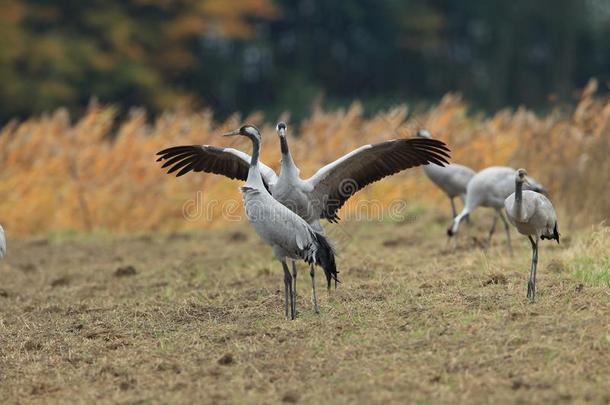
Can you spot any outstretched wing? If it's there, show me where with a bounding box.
[306,138,450,221]
[156,145,278,188]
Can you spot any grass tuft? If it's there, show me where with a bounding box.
[562,225,610,286]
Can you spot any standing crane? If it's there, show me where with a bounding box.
[505,168,559,302]
[157,123,450,308]
[0,225,5,260]
[416,129,475,219]
[447,166,546,253]
[222,125,339,319]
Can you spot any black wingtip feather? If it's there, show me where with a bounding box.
[313,232,339,290]
[166,155,198,175]
[412,143,452,158]
[410,137,451,151]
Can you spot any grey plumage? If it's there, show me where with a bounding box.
[447,166,546,253]
[0,225,5,260]
[272,122,451,230]
[157,123,451,233]
[505,168,559,302]
[416,130,475,218]
[224,125,338,320]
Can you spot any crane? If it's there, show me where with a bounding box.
[447,166,546,253]
[269,122,450,228]
[157,123,450,311]
[505,168,559,302]
[222,125,339,319]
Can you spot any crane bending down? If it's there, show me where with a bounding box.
[223,125,338,319]
[0,225,5,260]
[416,129,475,219]
[447,166,546,253]
[505,168,559,302]
[157,123,450,311]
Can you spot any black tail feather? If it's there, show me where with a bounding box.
[541,222,560,244]
[313,232,339,289]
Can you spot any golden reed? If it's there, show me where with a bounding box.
[1,80,608,236]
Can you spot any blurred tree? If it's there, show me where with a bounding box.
[0,0,276,121]
[195,0,445,120]
[194,0,609,120]
[0,0,609,122]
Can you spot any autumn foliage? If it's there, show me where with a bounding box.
[0,0,277,120]
[1,80,609,237]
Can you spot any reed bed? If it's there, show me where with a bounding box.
[1,80,608,236]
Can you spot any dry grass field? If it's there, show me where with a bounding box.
[1,211,609,403]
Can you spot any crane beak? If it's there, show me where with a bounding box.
[222,129,240,137]
[278,128,286,138]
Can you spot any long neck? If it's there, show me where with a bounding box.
[279,136,299,178]
[246,135,265,188]
[249,135,260,167]
[514,179,524,220]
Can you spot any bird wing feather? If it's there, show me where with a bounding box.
[156,145,278,188]
[305,138,451,221]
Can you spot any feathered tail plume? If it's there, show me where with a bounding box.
[313,232,339,290]
[541,222,560,244]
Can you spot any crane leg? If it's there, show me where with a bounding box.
[459,194,470,224]
[310,265,320,314]
[450,198,457,219]
[486,214,498,248]
[291,261,298,317]
[497,210,513,255]
[527,236,539,303]
[446,198,458,249]
[282,261,295,320]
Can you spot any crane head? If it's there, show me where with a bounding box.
[516,168,531,186]
[223,125,261,141]
[416,129,432,139]
[276,122,287,138]
[516,168,548,194]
